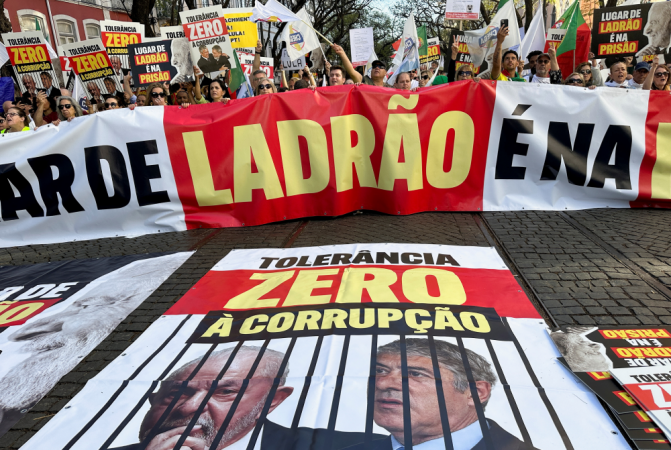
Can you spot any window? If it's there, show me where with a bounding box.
[57,20,77,44]
[86,23,100,39]
[18,11,51,42]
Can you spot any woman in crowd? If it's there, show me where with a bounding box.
[455,65,476,81]
[254,77,277,96]
[575,61,603,87]
[0,114,6,131]
[644,56,671,91]
[104,96,121,111]
[34,92,58,127]
[56,96,85,122]
[563,73,586,87]
[2,107,31,133]
[145,83,169,106]
[193,67,229,104]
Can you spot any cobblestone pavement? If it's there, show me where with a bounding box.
[2,209,671,448]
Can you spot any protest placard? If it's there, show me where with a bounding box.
[1,31,61,97]
[100,20,144,80]
[129,39,193,86]
[61,39,123,102]
[180,5,237,79]
[281,47,305,69]
[349,27,374,67]
[240,53,274,79]
[421,37,440,65]
[222,7,259,48]
[445,0,480,20]
[20,244,628,450]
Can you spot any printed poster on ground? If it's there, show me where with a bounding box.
[22,244,628,450]
[0,252,192,439]
[2,31,61,97]
[61,39,124,101]
[100,20,144,79]
[180,5,237,79]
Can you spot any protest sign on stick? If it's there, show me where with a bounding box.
[100,20,144,80]
[349,27,374,67]
[61,39,123,102]
[445,0,480,20]
[2,31,61,96]
[222,8,259,48]
[180,6,237,79]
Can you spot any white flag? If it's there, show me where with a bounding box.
[364,49,379,77]
[282,8,321,62]
[250,0,301,23]
[73,76,88,111]
[518,8,545,64]
[388,13,420,85]
[464,0,521,68]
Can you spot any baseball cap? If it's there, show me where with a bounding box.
[371,60,386,69]
[635,61,650,72]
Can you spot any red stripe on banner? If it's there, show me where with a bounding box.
[632,90,671,209]
[163,83,496,229]
[165,265,540,318]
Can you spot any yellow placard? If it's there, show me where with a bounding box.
[223,9,258,49]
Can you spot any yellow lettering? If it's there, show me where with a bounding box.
[378,308,403,328]
[267,312,295,332]
[183,131,234,206]
[278,120,330,196]
[201,314,234,337]
[426,111,474,189]
[460,312,491,333]
[321,309,348,329]
[378,114,423,191]
[240,314,268,334]
[225,271,294,309]
[0,303,42,325]
[349,308,375,328]
[283,268,338,307]
[294,310,322,330]
[402,268,466,304]
[405,309,433,333]
[334,267,398,303]
[331,115,378,191]
[652,123,671,199]
[234,124,284,202]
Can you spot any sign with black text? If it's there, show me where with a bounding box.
[1,31,60,96]
[61,39,123,101]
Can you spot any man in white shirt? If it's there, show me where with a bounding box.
[627,61,650,89]
[345,339,538,450]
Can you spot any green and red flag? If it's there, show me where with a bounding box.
[227,50,245,98]
[553,0,591,78]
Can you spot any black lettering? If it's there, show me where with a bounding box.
[376,252,399,264]
[127,140,170,206]
[423,253,434,265]
[352,251,374,264]
[313,254,331,266]
[259,257,279,269]
[436,254,460,266]
[587,125,632,189]
[276,257,298,268]
[296,255,312,267]
[28,154,84,216]
[632,375,642,382]
[495,118,533,179]
[401,253,422,264]
[0,163,44,220]
[85,146,131,210]
[331,253,352,265]
[541,122,594,185]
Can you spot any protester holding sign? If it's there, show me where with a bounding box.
[643,56,671,91]
[145,83,169,106]
[2,31,61,100]
[101,20,144,81]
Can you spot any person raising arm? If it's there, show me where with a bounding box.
[491,26,526,82]
[331,43,391,87]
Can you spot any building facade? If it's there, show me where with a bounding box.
[4,0,132,53]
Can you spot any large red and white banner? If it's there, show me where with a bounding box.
[0,82,669,247]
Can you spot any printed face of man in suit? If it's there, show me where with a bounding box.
[200,47,210,59]
[139,348,293,450]
[22,75,36,92]
[87,82,101,98]
[111,56,122,73]
[40,73,52,90]
[374,351,492,446]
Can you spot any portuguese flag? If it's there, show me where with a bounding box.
[554,0,591,79]
[227,51,245,98]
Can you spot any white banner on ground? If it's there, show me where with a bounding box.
[349,27,374,67]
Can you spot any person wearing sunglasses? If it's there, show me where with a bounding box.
[643,56,671,91]
[193,67,231,105]
[1,107,31,133]
[55,96,85,122]
[0,114,7,131]
[530,47,562,84]
[104,97,121,111]
[418,70,431,87]
[254,78,277,96]
[456,65,476,81]
[575,61,603,87]
[563,73,586,87]
[145,83,170,106]
[331,43,391,88]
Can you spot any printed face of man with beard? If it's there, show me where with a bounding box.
[22,75,36,92]
[87,82,101,98]
[111,56,122,73]
[640,3,671,51]
[171,39,193,79]
[139,350,293,450]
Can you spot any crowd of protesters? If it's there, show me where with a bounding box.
[2,31,667,134]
